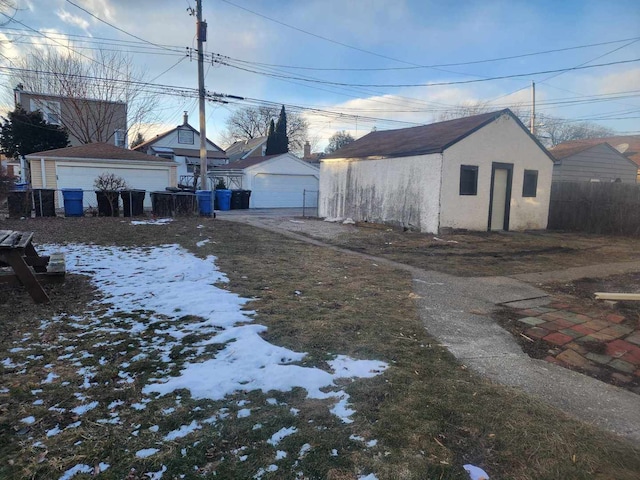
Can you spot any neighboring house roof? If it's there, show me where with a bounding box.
[133,121,225,153]
[214,154,281,170]
[26,142,173,162]
[225,137,268,162]
[550,136,640,166]
[323,109,553,161]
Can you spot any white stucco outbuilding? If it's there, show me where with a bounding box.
[26,142,177,208]
[320,109,555,233]
[212,153,320,208]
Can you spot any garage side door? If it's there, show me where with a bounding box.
[251,174,318,208]
[57,165,171,208]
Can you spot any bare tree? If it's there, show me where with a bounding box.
[223,105,309,155]
[535,114,615,147]
[436,100,529,124]
[10,47,158,144]
[325,130,355,154]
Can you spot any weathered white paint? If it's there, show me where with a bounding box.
[319,153,442,232]
[242,153,320,208]
[439,113,553,231]
[320,112,554,233]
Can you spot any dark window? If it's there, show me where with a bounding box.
[459,165,478,195]
[522,170,538,197]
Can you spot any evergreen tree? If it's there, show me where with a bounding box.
[274,105,288,154]
[265,119,278,155]
[0,106,69,159]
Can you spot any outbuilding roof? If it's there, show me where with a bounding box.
[323,109,552,161]
[26,142,173,162]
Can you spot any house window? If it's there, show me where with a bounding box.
[522,170,538,197]
[114,129,126,148]
[30,99,61,125]
[459,165,478,195]
[186,164,195,173]
[178,128,194,145]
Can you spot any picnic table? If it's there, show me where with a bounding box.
[0,230,65,304]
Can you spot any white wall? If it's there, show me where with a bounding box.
[440,113,554,231]
[319,153,442,232]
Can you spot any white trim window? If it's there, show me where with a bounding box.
[177,128,195,145]
[30,99,61,125]
[114,129,127,148]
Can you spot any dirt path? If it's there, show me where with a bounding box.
[221,214,640,444]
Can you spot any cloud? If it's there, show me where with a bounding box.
[595,68,640,95]
[56,9,90,31]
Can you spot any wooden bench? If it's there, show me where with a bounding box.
[0,230,66,304]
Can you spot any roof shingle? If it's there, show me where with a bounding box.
[323,109,516,160]
[25,142,173,162]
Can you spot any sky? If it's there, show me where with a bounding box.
[1,0,639,151]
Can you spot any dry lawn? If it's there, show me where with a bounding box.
[313,222,640,276]
[0,216,639,479]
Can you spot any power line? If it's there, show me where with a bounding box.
[213,36,640,72]
[214,57,640,88]
[64,0,176,52]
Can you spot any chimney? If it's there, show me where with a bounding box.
[303,141,311,159]
[183,111,188,125]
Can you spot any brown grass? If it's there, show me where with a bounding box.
[0,216,639,479]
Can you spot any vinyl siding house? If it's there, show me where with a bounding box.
[320,109,555,233]
[133,112,227,187]
[225,137,267,162]
[26,143,177,209]
[550,140,639,183]
[14,86,127,147]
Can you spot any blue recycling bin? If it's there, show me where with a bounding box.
[215,189,232,211]
[196,190,213,216]
[61,188,84,217]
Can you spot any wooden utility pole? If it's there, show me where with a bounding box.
[196,0,208,190]
[530,81,536,135]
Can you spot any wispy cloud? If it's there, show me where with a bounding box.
[56,9,90,31]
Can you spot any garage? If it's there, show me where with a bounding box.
[56,164,172,208]
[26,142,177,209]
[251,173,319,208]
[212,153,319,209]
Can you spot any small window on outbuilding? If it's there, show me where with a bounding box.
[459,165,478,195]
[522,170,538,197]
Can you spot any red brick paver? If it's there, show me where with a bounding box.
[543,332,574,346]
[606,340,640,366]
[605,313,626,324]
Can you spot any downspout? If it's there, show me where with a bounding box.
[41,157,46,187]
[19,155,26,182]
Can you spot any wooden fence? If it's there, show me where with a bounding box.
[548,182,640,235]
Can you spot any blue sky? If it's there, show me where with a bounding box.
[1,0,639,149]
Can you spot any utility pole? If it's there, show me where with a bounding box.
[195,0,208,190]
[530,81,536,135]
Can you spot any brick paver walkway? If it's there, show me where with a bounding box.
[516,297,640,392]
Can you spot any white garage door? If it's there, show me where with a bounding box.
[57,165,171,208]
[251,174,319,208]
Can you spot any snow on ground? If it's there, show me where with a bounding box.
[56,243,387,425]
[33,243,387,477]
